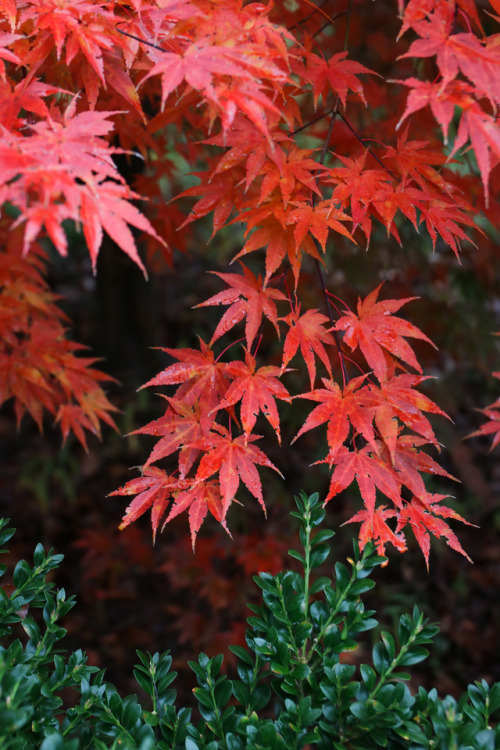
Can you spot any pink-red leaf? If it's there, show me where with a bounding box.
[195,425,282,517]
[281,305,335,388]
[196,266,286,349]
[165,480,228,550]
[396,496,471,568]
[344,505,407,557]
[322,444,402,511]
[110,468,184,542]
[335,285,435,382]
[215,349,291,443]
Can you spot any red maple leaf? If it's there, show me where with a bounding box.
[396,78,457,143]
[293,375,377,458]
[281,304,335,388]
[450,100,500,200]
[196,266,286,349]
[304,50,373,107]
[418,193,477,257]
[374,374,450,445]
[140,339,230,431]
[287,200,353,252]
[0,2,17,31]
[397,22,500,205]
[194,425,282,516]
[399,5,500,105]
[234,201,324,286]
[132,397,205,475]
[369,182,422,245]
[3,101,165,271]
[321,443,402,510]
[396,495,472,568]
[335,285,435,382]
[139,35,288,136]
[178,171,240,237]
[392,435,458,499]
[80,178,163,275]
[0,78,64,131]
[258,144,325,206]
[343,505,407,557]
[468,372,500,450]
[0,238,119,448]
[55,386,118,451]
[470,410,500,450]
[398,0,484,40]
[165,480,228,550]
[327,153,391,247]
[0,32,20,80]
[20,0,116,88]
[110,468,187,542]
[382,127,451,190]
[24,102,121,176]
[214,349,291,444]
[206,116,290,191]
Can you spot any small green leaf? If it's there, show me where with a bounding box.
[229,645,253,665]
[360,664,376,689]
[310,543,330,568]
[288,549,305,564]
[311,529,335,545]
[398,647,429,666]
[309,577,331,595]
[12,559,32,588]
[193,687,213,708]
[350,578,376,595]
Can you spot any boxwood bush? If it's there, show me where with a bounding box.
[1,492,499,749]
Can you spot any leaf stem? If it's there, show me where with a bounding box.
[302,507,312,625]
[306,556,361,662]
[338,113,398,181]
[368,615,426,701]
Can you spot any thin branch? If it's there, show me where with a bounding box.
[309,100,349,382]
[338,113,399,181]
[309,0,357,384]
[288,0,337,31]
[288,0,330,31]
[319,107,338,165]
[342,0,353,50]
[312,12,349,38]
[313,253,349,386]
[116,22,170,52]
[289,105,338,137]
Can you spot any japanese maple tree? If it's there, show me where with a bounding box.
[1,0,499,568]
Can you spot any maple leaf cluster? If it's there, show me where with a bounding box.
[397,0,500,203]
[0,224,118,448]
[1,0,499,563]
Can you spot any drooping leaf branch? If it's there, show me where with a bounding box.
[1,0,498,563]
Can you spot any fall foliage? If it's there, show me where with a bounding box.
[1,0,500,571]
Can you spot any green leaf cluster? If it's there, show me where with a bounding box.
[1,496,499,749]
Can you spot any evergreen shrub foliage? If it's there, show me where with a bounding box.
[0,494,499,749]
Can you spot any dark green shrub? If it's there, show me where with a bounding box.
[1,493,499,749]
